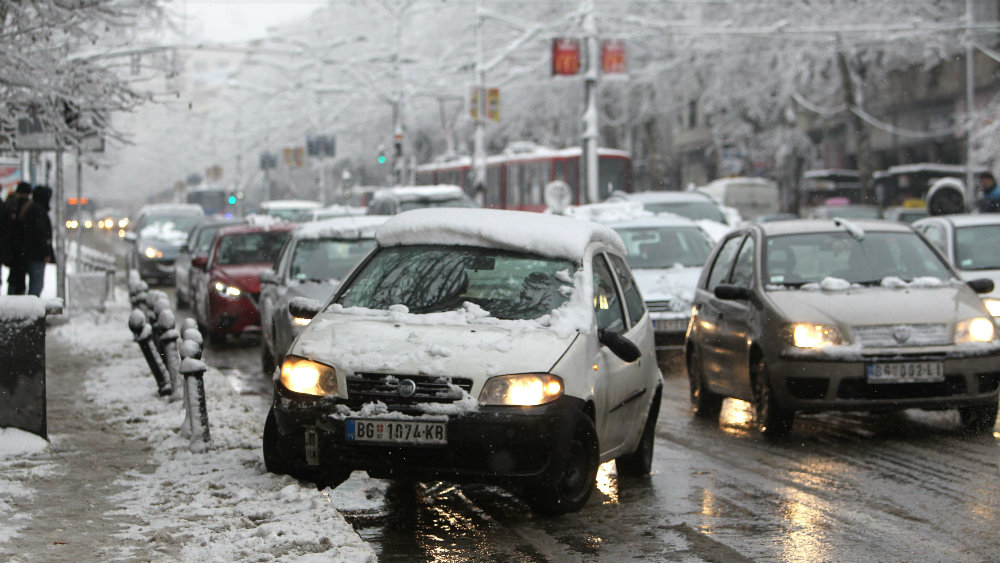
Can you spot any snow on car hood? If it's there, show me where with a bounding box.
[766,281,989,327]
[138,222,189,246]
[631,266,701,304]
[291,305,580,379]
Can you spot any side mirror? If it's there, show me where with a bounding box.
[288,296,323,320]
[598,329,641,363]
[967,278,995,294]
[192,255,208,270]
[259,269,277,285]
[123,231,137,243]
[714,283,751,301]
[179,243,189,253]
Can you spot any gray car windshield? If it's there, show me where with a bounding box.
[615,226,712,269]
[954,225,1000,271]
[337,245,576,319]
[765,231,953,287]
[290,238,376,282]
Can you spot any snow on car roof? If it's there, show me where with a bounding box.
[927,213,1000,227]
[757,218,911,236]
[372,185,466,201]
[259,199,322,209]
[137,203,204,217]
[622,190,716,203]
[294,215,389,240]
[564,200,650,223]
[603,214,704,230]
[376,208,626,259]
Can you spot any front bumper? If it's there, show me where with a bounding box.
[270,391,585,484]
[771,348,1000,412]
[136,257,176,283]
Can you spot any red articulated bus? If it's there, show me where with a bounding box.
[414,143,631,211]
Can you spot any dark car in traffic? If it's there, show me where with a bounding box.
[125,203,204,285]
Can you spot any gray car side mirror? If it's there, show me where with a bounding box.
[598,329,641,363]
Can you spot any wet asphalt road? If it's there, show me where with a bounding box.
[169,297,1000,563]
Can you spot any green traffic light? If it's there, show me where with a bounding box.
[377,155,387,164]
[228,195,237,204]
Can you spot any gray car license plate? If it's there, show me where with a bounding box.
[866,361,944,384]
[345,419,447,445]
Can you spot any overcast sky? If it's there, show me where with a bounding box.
[177,0,321,43]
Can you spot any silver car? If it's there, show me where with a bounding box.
[686,219,1000,437]
[258,216,387,374]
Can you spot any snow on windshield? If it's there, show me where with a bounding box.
[376,208,625,259]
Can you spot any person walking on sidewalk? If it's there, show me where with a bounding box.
[1,181,33,294]
[17,184,56,296]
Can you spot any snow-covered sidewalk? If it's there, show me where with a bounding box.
[0,289,379,563]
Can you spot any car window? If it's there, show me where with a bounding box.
[289,238,376,282]
[730,236,756,287]
[954,225,1000,270]
[592,254,627,333]
[338,245,575,320]
[216,231,290,266]
[607,254,645,327]
[705,235,743,290]
[920,224,947,253]
[195,225,223,254]
[614,226,713,269]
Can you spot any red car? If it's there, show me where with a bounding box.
[192,223,295,345]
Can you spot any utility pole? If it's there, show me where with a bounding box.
[965,0,976,208]
[582,0,600,204]
[473,0,487,196]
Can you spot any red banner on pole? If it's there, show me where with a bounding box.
[601,40,626,74]
[552,38,581,76]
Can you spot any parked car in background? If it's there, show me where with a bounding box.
[914,214,1000,318]
[174,217,242,309]
[192,223,295,345]
[365,185,477,215]
[697,177,780,222]
[256,200,322,223]
[304,204,367,221]
[125,203,204,285]
[258,215,387,375]
[264,208,662,514]
[687,219,1000,438]
[882,205,929,224]
[606,190,734,240]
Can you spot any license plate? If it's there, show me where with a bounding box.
[345,419,447,445]
[654,318,688,333]
[866,362,944,384]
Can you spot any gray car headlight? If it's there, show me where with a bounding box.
[280,356,337,396]
[955,317,996,343]
[787,323,843,348]
[143,246,163,259]
[479,373,563,406]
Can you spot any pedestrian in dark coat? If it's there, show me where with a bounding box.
[2,181,33,294]
[18,184,55,296]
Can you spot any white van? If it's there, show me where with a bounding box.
[697,177,780,221]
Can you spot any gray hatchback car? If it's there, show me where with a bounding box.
[686,219,1000,437]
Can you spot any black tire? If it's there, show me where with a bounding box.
[687,345,723,419]
[751,354,794,438]
[525,413,599,515]
[263,408,292,475]
[958,400,998,435]
[263,408,350,488]
[616,391,660,478]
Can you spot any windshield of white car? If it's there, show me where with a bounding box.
[764,231,953,287]
[290,238,376,283]
[337,245,576,319]
[615,226,712,269]
[643,201,726,223]
[954,225,1000,271]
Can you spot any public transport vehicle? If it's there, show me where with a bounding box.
[185,185,233,217]
[800,169,864,214]
[697,176,780,221]
[872,163,986,209]
[414,142,631,211]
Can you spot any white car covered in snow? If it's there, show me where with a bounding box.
[264,208,662,514]
[914,213,1000,317]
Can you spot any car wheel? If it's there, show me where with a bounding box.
[750,354,794,438]
[263,408,350,489]
[525,412,599,515]
[958,400,998,435]
[687,344,723,419]
[263,408,291,475]
[616,390,660,478]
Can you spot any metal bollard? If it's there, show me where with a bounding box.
[179,337,211,452]
[128,309,172,396]
[156,308,184,401]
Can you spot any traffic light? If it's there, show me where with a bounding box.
[228,195,237,205]
[377,145,387,165]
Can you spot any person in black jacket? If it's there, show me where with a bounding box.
[2,181,33,294]
[18,185,55,296]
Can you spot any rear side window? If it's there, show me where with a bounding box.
[607,254,646,327]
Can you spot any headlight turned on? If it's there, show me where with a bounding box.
[144,246,163,259]
[789,323,843,348]
[213,281,242,298]
[280,356,337,396]
[479,373,563,406]
[955,317,996,344]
